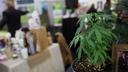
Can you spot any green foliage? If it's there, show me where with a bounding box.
[114,0,128,42]
[70,12,116,65]
[116,0,128,13]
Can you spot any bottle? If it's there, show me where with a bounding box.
[26,32,36,55]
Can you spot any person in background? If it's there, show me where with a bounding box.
[87,4,97,14]
[104,0,111,14]
[0,1,28,37]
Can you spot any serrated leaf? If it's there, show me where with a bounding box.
[89,40,95,48]
[75,28,81,35]
[93,51,99,64]
[74,36,80,47]
[95,29,102,43]
[87,29,94,39]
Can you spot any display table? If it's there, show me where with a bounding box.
[0,43,65,72]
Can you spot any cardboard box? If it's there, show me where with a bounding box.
[30,26,49,52]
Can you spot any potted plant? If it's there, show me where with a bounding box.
[70,12,117,72]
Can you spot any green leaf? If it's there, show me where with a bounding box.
[69,37,75,48]
[88,40,95,48]
[95,29,102,43]
[86,14,94,25]
[75,28,81,35]
[74,35,81,47]
[99,52,106,63]
[78,47,82,60]
[93,51,99,64]
[87,29,94,39]
[82,47,90,57]
[101,50,107,58]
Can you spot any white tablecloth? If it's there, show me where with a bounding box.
[0,43,65,72]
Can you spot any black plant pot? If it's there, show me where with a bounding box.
[70,58,112,72]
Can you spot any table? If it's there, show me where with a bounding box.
[0,43,65,72]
